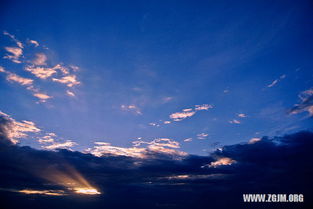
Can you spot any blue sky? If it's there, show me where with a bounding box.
[0,0,312,155]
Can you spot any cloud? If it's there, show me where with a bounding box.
[25,66,57,79]
[3,31,23,48]
[6,72,33,86]
[66,90,75,97]
[169,104,212,122]
[121,105,142,115]
[267,74,286,88]
[32,53,47,66]
[86,138,185,158]
[29,40,39,47]
[33,93,52,102]
[0,115,312,209]
[237,113,246,118]
[42,140,77,150]
[3,47,23,63]
[229,119,241,124]
[197,133,208,139]
[0,111,40,144]
[38,133,56,144]
[184,138,192,142]
[289,88,313,116]
[248,137,261,144]
[170,111,196,121]
[203,157,236,168]
[52,75,80,87]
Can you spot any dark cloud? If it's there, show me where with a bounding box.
[0,115,312,209]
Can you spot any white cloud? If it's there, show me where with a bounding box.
[121,104,142,115]
[32,53,47,66]
[248,137,261,144]
[202,157,236,168]
[195,104,213,111]
[170,111,196,121]
[42,140,77,150]
[3,31,23,48]
[4,47,23,63]
[29,40,39,47]
[267,74,286,88]
[184,138,192,142]
[33,93,52,102]
[66,90,75,97]
[237,113,247,118]
[289,88,313,116]
[6,73,33,86]
[0,111,40,144]
[52,75,80,87]
[197,133,208,140]
[229,119,241,124]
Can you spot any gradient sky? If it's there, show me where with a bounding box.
[0,0,312,155]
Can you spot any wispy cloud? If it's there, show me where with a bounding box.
[205,157,236,168]
[121,105,142,115]
[289,88,313,116]
[32,53,47,66]
[197,133,208,140]
[168,104,213,122]
[229,119,241,124]
[52,75,80,87]
[267,74,286,88]
[237,113,247,118]
[29,40,39,47]
[1,32,82,102]
[248,137,261,144]
[0,111,40,144]
[42,140,77,150]
[184,138,192,142]
[4,47,23,63]
[86,138,186,158]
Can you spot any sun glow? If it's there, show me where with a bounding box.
[73,187,101,195]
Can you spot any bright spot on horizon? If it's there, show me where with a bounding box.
[73,187,101,195]
[18,189,65,196]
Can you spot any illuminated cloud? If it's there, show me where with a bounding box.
[163,121,171,124]
[33,93,52,102]
[42,140,77,150]
[237,113,247,118]
[3,47,23,63]
[6,72,33,86]
[29,40,39,47]
[194,104,213,111]
[18,189,65,196]
[229,119,241,124]
[0,111,40,144]
[32,53,47,66]
[38,133,56,144]
[289,88,313,116]
[170,111,196,121]
[121,104,142,115]
[168,104,212,122]
[267,74,286,88]
[3,31,23,48]
[86,138,186,158]
[52,75,80,87]
[248,137,261,144]
[184,138,192,142]
[25,66,57,79]
[206,157,236,168]
[197,133,208,140]
[66,90,75,97]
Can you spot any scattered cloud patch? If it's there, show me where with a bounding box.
[197,133,208,140]
[42,140,77,150]
[184,138,192,142]
[248,137,261,144]
[229,119,241,124]
[237,113,246,118]
[289,88,313,116]
[267,74,286,88]
[121,105,142,115]
[205,157,236,168]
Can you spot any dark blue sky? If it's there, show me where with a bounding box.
[0,0,312,155]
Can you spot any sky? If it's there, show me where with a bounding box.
[0,0,313,156]
[0,1,313,208]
